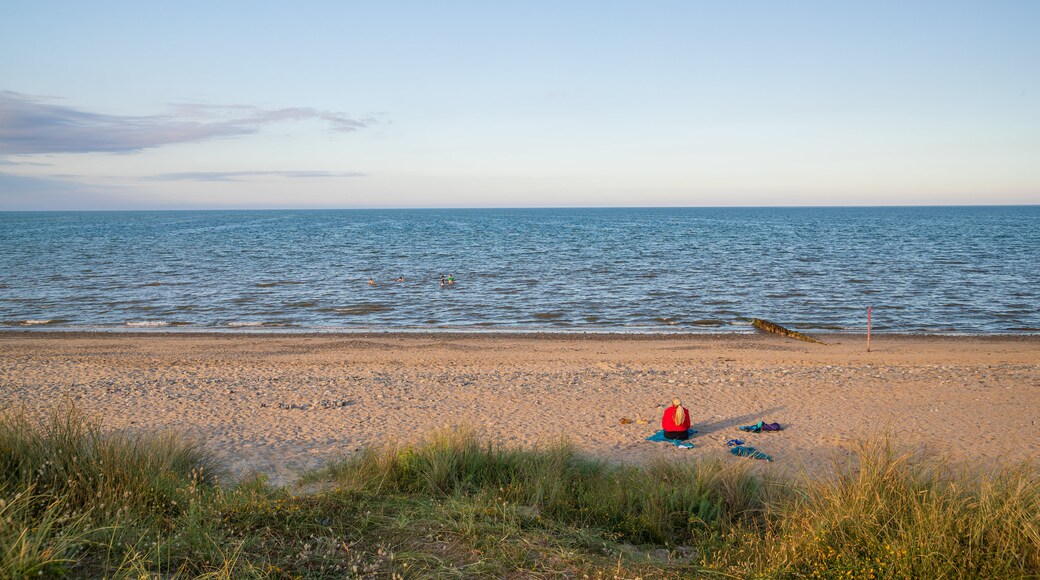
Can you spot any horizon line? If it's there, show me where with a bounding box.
[2,203,1039,213]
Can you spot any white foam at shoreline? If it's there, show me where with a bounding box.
[126,321,170,327]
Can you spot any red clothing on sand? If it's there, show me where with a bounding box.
[662,405,691,432]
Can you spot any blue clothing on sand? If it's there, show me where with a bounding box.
[646,429,697,448]
[730,445,772,461]
[739,421,782,433]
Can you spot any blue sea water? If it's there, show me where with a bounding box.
[1,207,1037,334]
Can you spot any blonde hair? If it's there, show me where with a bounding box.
[672,398,685,427]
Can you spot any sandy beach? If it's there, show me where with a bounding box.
[1,332,1037,485]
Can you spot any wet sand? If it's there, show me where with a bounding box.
[1,332,1037,485]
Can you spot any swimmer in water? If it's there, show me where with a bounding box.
[396,276,404,282]
[440,274,445,288]
[447,273,455,285]
[368,278,376,286]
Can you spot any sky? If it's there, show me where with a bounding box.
[1,1,1038,210]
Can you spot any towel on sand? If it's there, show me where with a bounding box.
[730,445,772,461]
[646,429,698,448]
[739,421,783,433]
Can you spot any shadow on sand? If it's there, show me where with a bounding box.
[695,406,787,435]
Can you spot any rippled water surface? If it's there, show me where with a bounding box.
[1,207,1038,333]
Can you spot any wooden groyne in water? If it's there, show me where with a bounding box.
[752,318,826,344]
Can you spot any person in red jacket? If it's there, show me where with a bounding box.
[662,398,691,440]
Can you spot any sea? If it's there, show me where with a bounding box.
[1,206,1038,334]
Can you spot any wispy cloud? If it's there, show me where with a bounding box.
[0,91,371,155]
[0,172,135,210]
[0,158,52,166]
[149,170,366,182]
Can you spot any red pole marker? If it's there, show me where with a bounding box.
[867,306,872,352]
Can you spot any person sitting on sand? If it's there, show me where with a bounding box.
[662,398,691,440]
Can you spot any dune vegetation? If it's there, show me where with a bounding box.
[2,408,1038,578]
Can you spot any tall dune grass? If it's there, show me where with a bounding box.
[741,439,1040,578]
[311,426,776,546]
[0,407,221,516]
[2,409,1037,577]
[0,407,223,576]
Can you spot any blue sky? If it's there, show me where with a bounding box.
[1,1,1038,210]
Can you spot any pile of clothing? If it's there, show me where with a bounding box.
[739,421,782,433]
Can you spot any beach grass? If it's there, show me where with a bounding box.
[1,408,1037,578]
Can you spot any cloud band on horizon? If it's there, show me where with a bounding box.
[0,91,370,155]
[148,170,367,181]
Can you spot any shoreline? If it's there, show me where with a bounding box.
[2,332,1038,486]
[4,329,1040,340]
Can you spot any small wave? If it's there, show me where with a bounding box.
[142,282,164,287]
[286,301,318,308]
[655,317,680,325]
[690,319,727,326]
[255,281,305,288]
[20,319,65,326]
[533,312,564,320]
[126,320,169,327]
[812,324,848,330]
[332,304,392,316]
[226,321,264,327]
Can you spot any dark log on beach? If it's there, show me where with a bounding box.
[752,318,826,344]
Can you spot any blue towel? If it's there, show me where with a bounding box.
[646,429,697,448]
[726,439,745,447]
[730,445,772,461]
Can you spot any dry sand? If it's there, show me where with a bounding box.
[1,332,1037,485]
